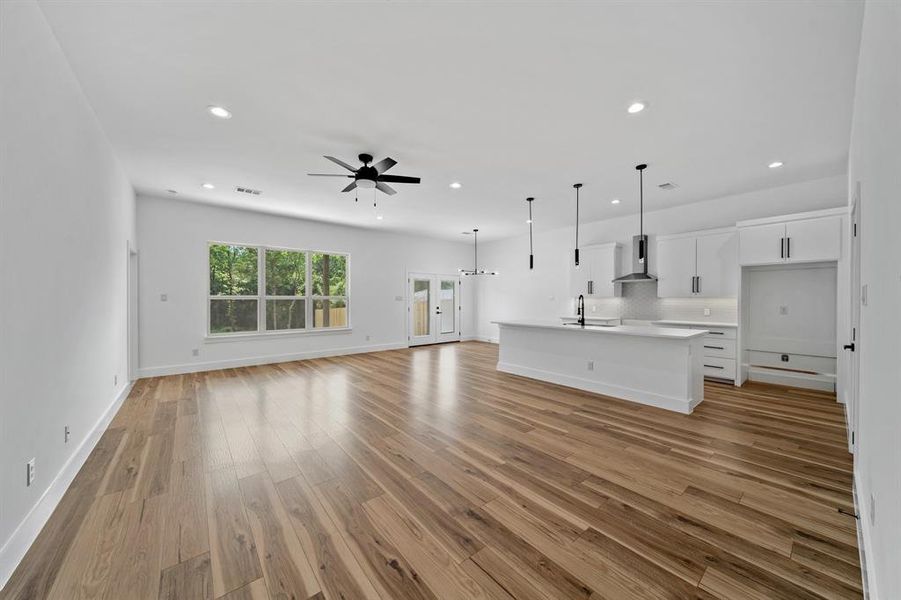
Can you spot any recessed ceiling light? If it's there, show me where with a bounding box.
[768,161,784,169]
[201,182,215,189]
[166,189,178,194]
[627,101,646,114]
[611,198,621,205]
[207,105,232,119]
[449,182,462,189]
[376,215,383,220]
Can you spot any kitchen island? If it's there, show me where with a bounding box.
[493,320,708,413]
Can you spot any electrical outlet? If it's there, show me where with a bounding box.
[587,360,595,371]
[192,348,199,357]
[160,293,168,302]
[870,494,876,526]
[590,305,597,313]
[26,459,35,487]
[64,425,70,443]
[703,308,711,317]
[779,305,788,315]
[365,335,371,341]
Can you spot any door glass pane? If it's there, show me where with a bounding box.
[313,298,347,328]
[413,279,430,336]
[439,280,456,334]
[266,299,306,331]
[210,299,258,333]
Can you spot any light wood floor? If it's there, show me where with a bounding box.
[2,342,861,600]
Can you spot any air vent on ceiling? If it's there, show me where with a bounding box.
[235,186,262,196]
[658,182,678,190]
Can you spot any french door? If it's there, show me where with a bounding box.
[408,273,461,346]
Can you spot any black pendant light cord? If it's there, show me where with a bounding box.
[527,197,534,270]
[636,164,647,261]
[573,184,583,266]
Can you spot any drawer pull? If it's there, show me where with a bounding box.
[708,331,725,335]
[704,364,725,369]
[704,345,725,350]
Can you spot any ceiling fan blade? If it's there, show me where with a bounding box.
[324,155,357,172]
[372,157,397,174]
[308,173,353,177]
[375,182,397,195]
[341,181,358,193]
[378,174,421,184]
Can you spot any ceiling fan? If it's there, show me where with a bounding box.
[308,153,421,196]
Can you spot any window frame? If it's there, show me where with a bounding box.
[206,241,351,339]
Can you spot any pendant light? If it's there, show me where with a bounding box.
[573,183,583,267]
[526,197,535,270]
[459,229,498,276]
[612,163,657,282]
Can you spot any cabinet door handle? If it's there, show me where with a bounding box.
[696,276,701,294]
[780,237,784,258]
[708,331,725,335]
[704,345,725,350]
[786,237,791,259]
[704,364,725,369]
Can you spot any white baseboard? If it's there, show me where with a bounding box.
[497,361,697,414]
[854,467,879,600]
[0,381,134,591]
[137,342,408,377]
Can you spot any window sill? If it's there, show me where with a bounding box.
[204,327,353,343]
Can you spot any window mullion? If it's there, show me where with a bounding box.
[258,247,265,332]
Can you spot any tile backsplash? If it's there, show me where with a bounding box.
[582,281,737,323]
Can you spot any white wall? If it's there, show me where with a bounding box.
[846,1,901,597]
[137,195,477,375]
[475,175,846,341]
[0,0,136,587]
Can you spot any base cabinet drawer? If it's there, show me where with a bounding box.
[702,357,736,380]
[701,338,736,358]
[693,325,736,339]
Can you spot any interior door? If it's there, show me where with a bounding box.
[656,237,697,297]
[739,222,786,265]
[847,190,861,452]
[408,274,460,346]
[696,231,738,298]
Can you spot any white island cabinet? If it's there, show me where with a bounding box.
[493,320,707,414]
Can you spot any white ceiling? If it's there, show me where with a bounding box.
[39,1,863,241]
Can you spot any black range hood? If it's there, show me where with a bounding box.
[613,164,656,283]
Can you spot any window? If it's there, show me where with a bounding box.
[311,253,348,328]
[209,244,259,334]
[208,243,349,336]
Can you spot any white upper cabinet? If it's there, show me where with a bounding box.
[738,211,843,265]
[657,229,737,298]
[785,216,841,263]
[696,231,739,297]
[736,222,785,266]
[657,237,696,298]
[568,243,621,298]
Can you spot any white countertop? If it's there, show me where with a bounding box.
[652,319,738,328]
[559,315,620,321]
[493,320,708,340]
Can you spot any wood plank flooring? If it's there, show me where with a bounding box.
[1,342,862,599]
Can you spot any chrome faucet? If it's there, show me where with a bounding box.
[577,294,585,327]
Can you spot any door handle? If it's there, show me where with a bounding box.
[843,343,855,351]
